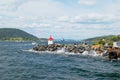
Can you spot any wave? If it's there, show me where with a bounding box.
[82,50,102,57]
[22,48,104,57]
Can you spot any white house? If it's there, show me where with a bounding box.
[113,42,119,47]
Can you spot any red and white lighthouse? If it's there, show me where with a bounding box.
[48,35,54,45]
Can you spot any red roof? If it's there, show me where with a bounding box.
[48,35,53,41]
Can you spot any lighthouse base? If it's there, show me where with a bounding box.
[48,41,53,45]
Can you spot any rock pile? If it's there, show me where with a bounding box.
[33,43,89,53]
[33,43,120,61]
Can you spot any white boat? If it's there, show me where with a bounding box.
[32,41,37,45]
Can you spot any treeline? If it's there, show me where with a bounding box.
[0,28,39,41]
[85,35,120,46]
[0,37,38,41]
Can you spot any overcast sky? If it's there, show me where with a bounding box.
[0,0,120,40]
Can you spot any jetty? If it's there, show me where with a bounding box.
[33,36,120,61]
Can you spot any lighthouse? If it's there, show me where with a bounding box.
[48,35,54,45]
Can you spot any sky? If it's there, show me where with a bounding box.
[0,0,120,40]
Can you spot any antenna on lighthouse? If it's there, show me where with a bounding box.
[61,37,65,42]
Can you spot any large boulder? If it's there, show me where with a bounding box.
[107,51,118,61]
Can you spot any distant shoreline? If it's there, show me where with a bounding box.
[0,39,47,42]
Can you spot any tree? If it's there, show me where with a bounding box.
[98,39,105,46]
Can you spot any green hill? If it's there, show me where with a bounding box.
[0,28,39,41]
[85,35,120,42]
[84,35,120,45]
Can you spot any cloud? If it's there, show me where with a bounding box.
[15,0,69,17]
[78,0,96,6]
[58,15,71,22]
[0,12,119,39]
[0,0,22,11]
[0,0,120,39]
[0,0,40,12]
[58,13,117,25]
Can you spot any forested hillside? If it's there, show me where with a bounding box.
[84,35,120,45]
[0,28,39,41]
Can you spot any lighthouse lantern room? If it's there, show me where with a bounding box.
[48,35,54,45]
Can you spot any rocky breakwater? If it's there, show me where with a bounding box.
[106,47,120,61]
[33,43,88,53]
[33,44,64,52]
[33,43,120,61]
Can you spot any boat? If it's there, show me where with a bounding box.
[32,41,37,45]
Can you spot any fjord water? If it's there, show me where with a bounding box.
[0,42,120,80]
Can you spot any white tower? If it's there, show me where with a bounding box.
[48,35,54,45]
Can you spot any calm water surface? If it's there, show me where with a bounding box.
[0,42,120,80]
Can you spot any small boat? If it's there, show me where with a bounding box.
[32,41,37,45]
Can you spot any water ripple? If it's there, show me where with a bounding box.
[0,42,120,80]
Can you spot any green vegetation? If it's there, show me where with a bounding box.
[39,38,48,42]
[85,35,120,46]
[0,28,39,41]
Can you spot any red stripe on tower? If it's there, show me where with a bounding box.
[48,35,54,45]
